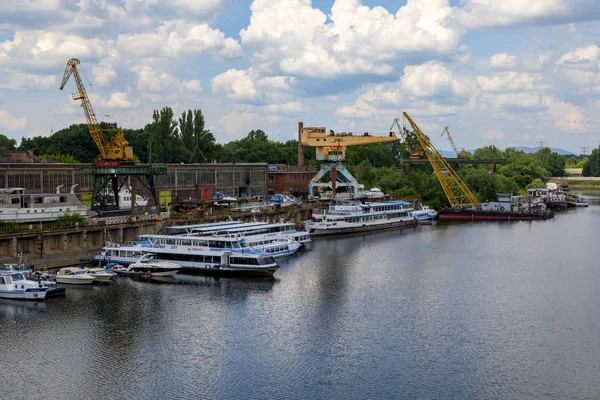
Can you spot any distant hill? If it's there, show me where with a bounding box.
[437,147,576,158]
[512,146,576,156]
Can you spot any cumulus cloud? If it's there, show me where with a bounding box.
[456,0,600,28]
[211,69,259,102]
[476,72,541,92]
[544,97,588,133]
[0,70,57,90]
[131,65,202,97]
[240,0,464,78]
[117,20,242,60]
[555,45,600,91]
[490,53,518,70]
[0,110,27,131]
[402,61,474,98]
[104,92,137,109]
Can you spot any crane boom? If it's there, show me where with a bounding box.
[300,127,396,162]
[403,112,480,208]
[60,58,134,162]
[441,126,467,158]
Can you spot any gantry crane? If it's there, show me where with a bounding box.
[59,58,165,214]
[441,126,468,159]
[60,58,134,163]
[402,112,480,208]
[299,126,397,199]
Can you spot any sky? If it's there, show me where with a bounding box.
[1,0,599,154]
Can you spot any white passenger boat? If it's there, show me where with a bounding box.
[304,200,416,238]
[0,185,93,223]
[176,221,312,251]
[0,272,48,300]
[411,206,438,222]
[55,267,96,285]
[114,254,180,277]
[93,235,280,276]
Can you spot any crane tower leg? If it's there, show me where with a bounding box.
[308,163,360,200]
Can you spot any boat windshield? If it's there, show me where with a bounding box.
[258,256,276,265]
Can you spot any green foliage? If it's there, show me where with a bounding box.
[56,213,88,227]
[20,124,99,163]
[345,143,395,168]
[498,149,549,187]
[525,178,545,189]
[534,147,566,177]
[566,156,587,169]
[583,146,600,176]
[0,134,17,150]
[462,168,516,202]
[40,154,78,163]
[0,220,19,233]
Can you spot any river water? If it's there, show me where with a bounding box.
[2,195,600,399]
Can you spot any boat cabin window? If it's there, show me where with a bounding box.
[0,277,5,284]
[1,276,12,284]
[11,198,19,205]
[34,197,43,204]
[60,196,67,202]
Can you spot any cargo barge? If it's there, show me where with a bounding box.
[438,208,554,221]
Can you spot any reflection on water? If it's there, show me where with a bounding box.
[2,205,600,399]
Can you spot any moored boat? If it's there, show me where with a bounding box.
[411,206,437,222]
[114,254,180,277]
[305,200,416,238]
[56,267,96,285]
[0,272,48,300]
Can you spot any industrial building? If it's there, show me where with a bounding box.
[0,161,268,209]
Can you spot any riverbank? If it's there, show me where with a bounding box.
[549,177,600,190]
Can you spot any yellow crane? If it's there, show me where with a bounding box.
[403,112,480,208]
[299,125,397,199]
[441,126,468,159]
[300,127,397,162]
[60,58,134,163]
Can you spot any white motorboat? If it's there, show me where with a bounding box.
[411,206,438,222]
[365,188,385,199]
[56,267,96,285]
[0,272,48,300]
[86,268,116,283]
[114,254,180,277]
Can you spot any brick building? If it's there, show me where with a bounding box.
[267,164,317,198]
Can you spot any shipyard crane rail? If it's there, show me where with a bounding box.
[403,112,480,208]
[441,126,468,159]
[60,58,134,162]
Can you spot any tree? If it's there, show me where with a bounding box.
[583,146,600,176]
[535,147,566,177]
[0,134,17,150]
[148,107,184,163]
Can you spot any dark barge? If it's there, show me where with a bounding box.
[438,208,555,221]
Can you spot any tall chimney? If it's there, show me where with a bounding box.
[297,121,304,166]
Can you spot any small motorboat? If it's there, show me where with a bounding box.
[55,267,96,285]
[86,268,116,283]
[114,254,180,277]
[0,272,48,300]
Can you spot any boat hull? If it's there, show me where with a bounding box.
[438,208,554,221]
[55,276,96,285]
[0,288,47,300]
[307,219,416,238]
[179,265,278,277]
[115,268,179,277]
